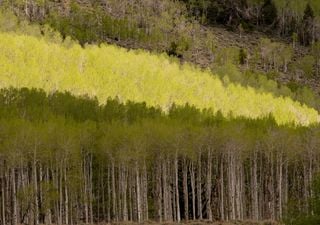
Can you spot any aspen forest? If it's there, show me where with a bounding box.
[2,1,320,225]
[0,88,320,225]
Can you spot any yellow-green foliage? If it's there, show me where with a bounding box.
[0,32,318,126]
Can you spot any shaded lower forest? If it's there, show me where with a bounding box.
[0,88,320,225]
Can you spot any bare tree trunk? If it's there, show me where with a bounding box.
[33,148,38,225]
[155,159,162,222]
[64,163,69,225]
[269,153,275,220]
[59,163,63,225]
[174,153,181,222]
[107,166,111,222]
[117,165,122,221]
[89,156,93,225]
[303,163,309,214]
[101,165,106,222]
[197,153,202,220]
[123,165,128,221]
[206,150,212,221]
[190,161,196,220]
[228,149,236,221]
[183,158,188,221]
[277,153,283,219]
[38,165,43,224]
[143,160,148,221]
[235,160,241,220]
[252,151,259,220]
[220,158,225,221]
[162,159,168,221]
[46,167,52,225]
[128,169,133,221]
[167,160,173,221]
[283,161,288,217]
[309,153,314,215]
[136,162,142,223]
[12,168,17,225]
[1,167,6,225]
[111,161,117,221]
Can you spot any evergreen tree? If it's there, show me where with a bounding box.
[300,3,316,45]
[261,0,278,26]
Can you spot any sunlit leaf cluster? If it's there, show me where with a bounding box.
[0,32,318,125]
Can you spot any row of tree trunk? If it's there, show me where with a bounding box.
[0,145,317,225]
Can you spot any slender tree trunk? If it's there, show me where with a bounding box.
[111,161,117,221]
[64,163,69,225]
[278,153,283,219]
[206,150,212,221]
[59,163,63,225]
[12,168,17,225]
[183,157,188,221]
[190,161,196,220]
[33,145,39,225]
[174,153,181,222]
[252,150,259,220]
[46,167,52,225]
[123,165,128,221]
[220,158,225,221]
[228,149,236,221]
[1,166,6,225]
[136,162,142,223]
[197,152,202,220]
[270,153,275,220]
[107,166,111,222]
[162,159,168,221]
[155,159,162,222]
[143,160,148,221]
[89,156,93,225]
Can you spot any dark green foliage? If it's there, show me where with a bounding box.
[304,3,315,20]
[0,88,166,125]
[167,37,190,58]
[300,3,316,45]
[297,55,315,77]
[265,70,280,80]
[0,87,282,126]
[261,0,278,26]
[239,48,248,65]
[286,174,320,225]
[47,5,147,45]
[311,175,320,215]
[169,103,203,124]
[287,80,302,93]
[168,42,182,58]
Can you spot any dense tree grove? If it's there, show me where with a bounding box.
[2,1,320,99]
[2,1,320,88]
[0,88,319,225]
[1,3,320,225]
[0,31,318,126]
[0,0,204,56]
[183,0,320,44]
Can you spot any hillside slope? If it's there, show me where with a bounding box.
[0,32,318,125]
[1,1,320,110]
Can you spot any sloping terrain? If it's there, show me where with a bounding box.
[0,32,318,125]
[2,1,320,110]
[1,2,320,225]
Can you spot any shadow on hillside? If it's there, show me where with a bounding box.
[0,87,280,126]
